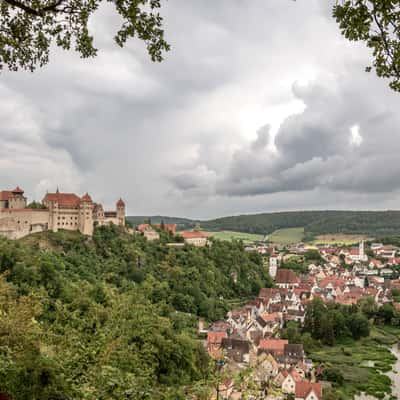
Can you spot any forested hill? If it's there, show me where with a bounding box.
[202,210,400,236]
[0,226,271,399]
[129,210,400,236]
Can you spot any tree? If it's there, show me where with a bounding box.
[333,1,400,92]
[0,0,169,72]
[347,313,370,339]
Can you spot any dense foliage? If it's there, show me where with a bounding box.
[0,226,272,399]
[0,0,169,72]
[333,0,400,92]
[195,210,400,237]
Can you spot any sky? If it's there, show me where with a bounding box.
[1,0,400,219]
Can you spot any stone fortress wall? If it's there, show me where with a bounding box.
[0,186,125,239]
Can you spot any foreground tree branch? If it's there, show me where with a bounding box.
[0,0,170,72]
[333,0,400,91]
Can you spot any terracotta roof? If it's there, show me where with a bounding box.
[260,312,280,322]
[275,269,298,284]
[81,193,92,202]
[295,381,322,400]
[258,339,288,353]
[116,198,125,207]
[180,231,208,239]
[12,186,24,194]
[0,191,13,201]
[43,192,81,207]
[207,330,227,346]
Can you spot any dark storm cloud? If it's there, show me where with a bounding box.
[1,0,400,217]
[214,71,400,197]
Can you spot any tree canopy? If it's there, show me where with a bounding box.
[0,0,169,72]
[0,226,271,398]
[333,0,400,92]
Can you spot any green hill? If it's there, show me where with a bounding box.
[128,210,400,238]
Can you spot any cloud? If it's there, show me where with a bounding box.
[213,71,400,197]
[1,0,400,218]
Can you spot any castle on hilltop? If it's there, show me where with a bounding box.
[0,186,125,239]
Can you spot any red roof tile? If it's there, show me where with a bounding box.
[275,269,298,284]
[43,192,81,207]
[81,193,92,202]
[12,186,24,194]
[295,381,322,400]
[259,339,288,353]
[116,198,125,207]
[0,191,13,201]
[180,231,208,239]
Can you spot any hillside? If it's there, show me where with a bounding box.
[129,211,400,238]
[0,226,271,399]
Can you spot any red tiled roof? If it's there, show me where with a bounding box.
[116,198,125,207]
[81,193,92,202]
[259,339,288,352]
[180,231,208,239]
[12,186,24,194]
[260,312,280,322]
[0,191,13,201]
[275,269,298,284]
[295,381,322,400]
[207,330,227,346]
[43,192,81,207]
[137,224,152,232]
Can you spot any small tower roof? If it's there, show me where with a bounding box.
[12,186,24,194]
[81,193,92,203]
[116,198,125,207]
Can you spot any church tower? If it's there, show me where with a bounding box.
[116,198,125,226]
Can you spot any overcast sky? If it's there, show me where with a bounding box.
[1,0,400,219]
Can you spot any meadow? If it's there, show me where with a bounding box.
[208,231,265,243]
[311,233,370,245]
[267,227,305,245]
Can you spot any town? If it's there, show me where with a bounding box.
[201,239,400,399]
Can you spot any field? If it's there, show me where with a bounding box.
[267,227,304,245]
[312,233,370,245]
[207,231,265,243]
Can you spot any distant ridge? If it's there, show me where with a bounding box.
[128,210,400,237]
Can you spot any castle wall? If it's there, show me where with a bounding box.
[0,209,49,239]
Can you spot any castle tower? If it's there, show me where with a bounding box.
[79,193,93,235]
[116,198,125,226]
[8,187,27,209]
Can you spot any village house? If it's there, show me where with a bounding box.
[137,224,160,241]
[295,381,323,400]
[275,269,299,288]
[180,230,209,246]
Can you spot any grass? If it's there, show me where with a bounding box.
[307,325,400,399]
[311,234,369,246]
[208,231,265,243]
[267,227,304,245]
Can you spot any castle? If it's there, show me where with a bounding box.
[0,186,125,239]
